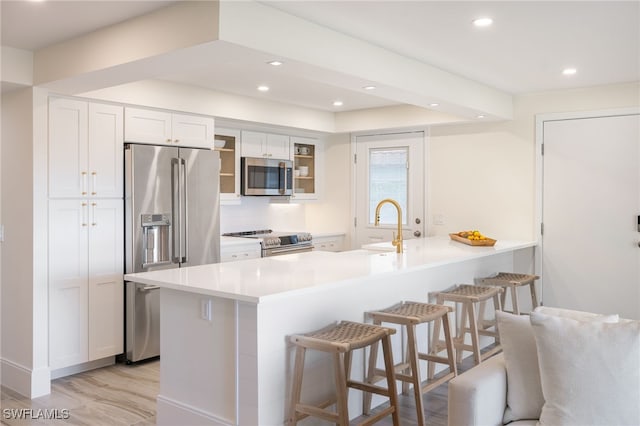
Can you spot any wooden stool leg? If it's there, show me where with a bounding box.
[478,300,487,329]
[456,303,468,364]
[492,293,502,344]
[510,285,520,315]
[441,312,458,377]
[500,289,507,313]
[529,282,539,309]
[467,302,482,365]
[381,335,400,426]
[333,352,349,426]
[363,323,381,415]
[406,324,426,426]
[428,313,442,379]
[288,346,306,425]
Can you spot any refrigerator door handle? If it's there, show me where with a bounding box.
[171,157,181,263]
[180,157,188,263]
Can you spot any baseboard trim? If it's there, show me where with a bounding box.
[50,357,115,380]
[0,358,51,398]
[157,394,233,426]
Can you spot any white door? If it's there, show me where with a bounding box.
[541,112,639,319]
[354,132,425,248]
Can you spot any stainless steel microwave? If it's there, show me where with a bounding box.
[241,157,293,196]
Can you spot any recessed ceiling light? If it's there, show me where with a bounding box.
[429,103,440,107]
[268,61,283,66]
[562,68,577,76]
[472,17,493,27]
[333,100,344,107]
[363,85,376,91]
[476,114,485,119]
[257,85,270,92]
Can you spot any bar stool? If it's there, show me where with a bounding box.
[433,285,503,366]
[480,272,540,315]
[365,302,457,426]
[288,321,400,426]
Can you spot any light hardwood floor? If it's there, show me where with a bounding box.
[1,361,159,426]
[1,355,481,426]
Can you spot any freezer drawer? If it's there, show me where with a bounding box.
[125,281,160,363]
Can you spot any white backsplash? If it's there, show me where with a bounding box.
[220,197,307,233]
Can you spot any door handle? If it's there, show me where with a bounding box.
[414,230,422,237]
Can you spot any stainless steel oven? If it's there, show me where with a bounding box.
[223,230,313,257]
[241,157,293,196]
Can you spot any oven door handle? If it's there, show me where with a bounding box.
[266,245,313,256]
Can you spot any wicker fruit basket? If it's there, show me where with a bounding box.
[449,233,497,246]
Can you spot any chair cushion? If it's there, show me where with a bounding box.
[530,312,640,426]
[497,307,618,423]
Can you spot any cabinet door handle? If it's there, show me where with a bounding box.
[91,172,97,195]
[166,138,172,144]
[174,139,180,144]
[91,202,97,226]
[81,202,88,227]
[81,171,88,195]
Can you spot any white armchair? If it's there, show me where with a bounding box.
[447,308,640,426]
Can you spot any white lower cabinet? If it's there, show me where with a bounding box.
[49,199,123,370]
[220,239,261,262]
[312,234,345,252]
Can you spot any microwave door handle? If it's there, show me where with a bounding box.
[279,162,286,195]
[171,158,181,263]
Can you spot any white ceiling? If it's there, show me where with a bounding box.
[1,0,638,113]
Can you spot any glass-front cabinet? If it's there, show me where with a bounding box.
[291,136,322,200]
[215,128,241,204]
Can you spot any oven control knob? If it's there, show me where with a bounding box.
[264,237,281,247]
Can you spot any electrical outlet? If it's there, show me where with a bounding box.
[201,299,213,321]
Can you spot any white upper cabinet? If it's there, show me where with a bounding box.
[125,107,215,149]
[291,136,323,201]
[241,130,290,159]
[216,128,242,204]
[49,98,123,199]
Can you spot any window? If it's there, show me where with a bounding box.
[368,148,408,225]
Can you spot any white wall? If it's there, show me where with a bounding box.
[428,82,640,241]
[304,133,352,245]
[0,87,50,398]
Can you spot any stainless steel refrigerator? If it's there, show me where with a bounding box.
[124,143,220,363]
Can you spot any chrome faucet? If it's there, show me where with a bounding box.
[374,198,403,253]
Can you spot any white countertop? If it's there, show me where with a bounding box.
[125,236,536,303]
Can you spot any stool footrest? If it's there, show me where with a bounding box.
[295,401,338,423]
[421,372,456,393]
[360,407,397,426]
[348,380,391,397]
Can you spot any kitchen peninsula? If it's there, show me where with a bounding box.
[125,236,535,426]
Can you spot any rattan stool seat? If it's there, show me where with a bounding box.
[291,320,395,353]
[366,301,456,426]
[439,284,502,302]
[288,321,399,426]
[369,301,452,324]
[480,272,540,315]
[434,284,503,366]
